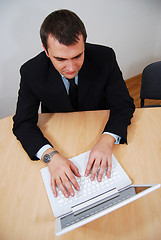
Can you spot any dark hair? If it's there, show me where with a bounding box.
[40,9,87,51]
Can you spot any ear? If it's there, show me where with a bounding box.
[43,45,50,58]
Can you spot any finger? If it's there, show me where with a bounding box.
[90,158,101,181]
[97,160,106,182]
[61,174,76,197]
[56,177,69,198]
[70,161,81,177]
[67,171,80,191]
[51,178,57,197]
[107,159,112,178]
[85,155,95,177]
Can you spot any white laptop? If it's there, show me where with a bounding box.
[40,151,160,236]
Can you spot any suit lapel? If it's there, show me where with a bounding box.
[48,62,74,111]
[78,53,93,105]
[48,50,94,111]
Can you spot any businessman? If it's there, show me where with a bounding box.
[13,9,135,198]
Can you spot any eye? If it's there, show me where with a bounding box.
[73,53,82,59]
[55,57,65,62]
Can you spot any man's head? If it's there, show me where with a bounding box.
[40,9,87,79]
[40,9,87,51]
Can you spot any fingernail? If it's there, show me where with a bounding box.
[71,192,74,197]
[98,178,101,182]
[65,193,69,198]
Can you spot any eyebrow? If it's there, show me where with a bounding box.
[53,51,84,61]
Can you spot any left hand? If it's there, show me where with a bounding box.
[85,134,115,181]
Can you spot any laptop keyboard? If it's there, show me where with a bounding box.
[56,165,124,208]
[41,151,132,218]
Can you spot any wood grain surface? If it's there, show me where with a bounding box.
[0,108,161,240]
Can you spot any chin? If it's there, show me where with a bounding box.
[64,73,77,79]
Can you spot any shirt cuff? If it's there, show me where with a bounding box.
[103,132,121,144]
[35,144,53,159]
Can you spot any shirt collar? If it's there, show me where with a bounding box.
[60,73,78,85]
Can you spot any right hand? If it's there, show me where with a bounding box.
[46,152,81,198]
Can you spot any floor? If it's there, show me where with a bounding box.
[125,74,161,108]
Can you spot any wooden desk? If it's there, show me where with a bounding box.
[0,108,161,240]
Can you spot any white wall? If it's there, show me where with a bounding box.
[154,4,161,60]
[0,0,161,118]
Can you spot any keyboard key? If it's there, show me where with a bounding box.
[55,166,127,208]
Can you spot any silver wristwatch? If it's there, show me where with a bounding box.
[43,150,59,163]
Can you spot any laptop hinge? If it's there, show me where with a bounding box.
[72,188,119,216]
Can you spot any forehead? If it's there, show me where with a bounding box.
[47,34,85,59]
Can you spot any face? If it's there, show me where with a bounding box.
[44,34,85,79]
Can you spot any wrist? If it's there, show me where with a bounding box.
[41,148,54,161]
[42,148,59,163]
[100,134,115,146]
[103,132,121,144]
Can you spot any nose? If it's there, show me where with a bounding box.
[66,60,75,72]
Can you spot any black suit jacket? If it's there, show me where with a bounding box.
[13,43,135,159]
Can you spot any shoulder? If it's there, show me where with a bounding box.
[85,43,116,62]
[20,51,50,74]
[84,43,116,67]
[85,42,114,56]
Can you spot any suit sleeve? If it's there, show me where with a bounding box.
[12,66,52,160]
[103,49,135,143]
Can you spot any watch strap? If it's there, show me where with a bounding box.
[43,150,59,163]
[49,150,59,158]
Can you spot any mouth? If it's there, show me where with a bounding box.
[66,71,76,75]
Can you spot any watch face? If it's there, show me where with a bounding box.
[43,154,50,163]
